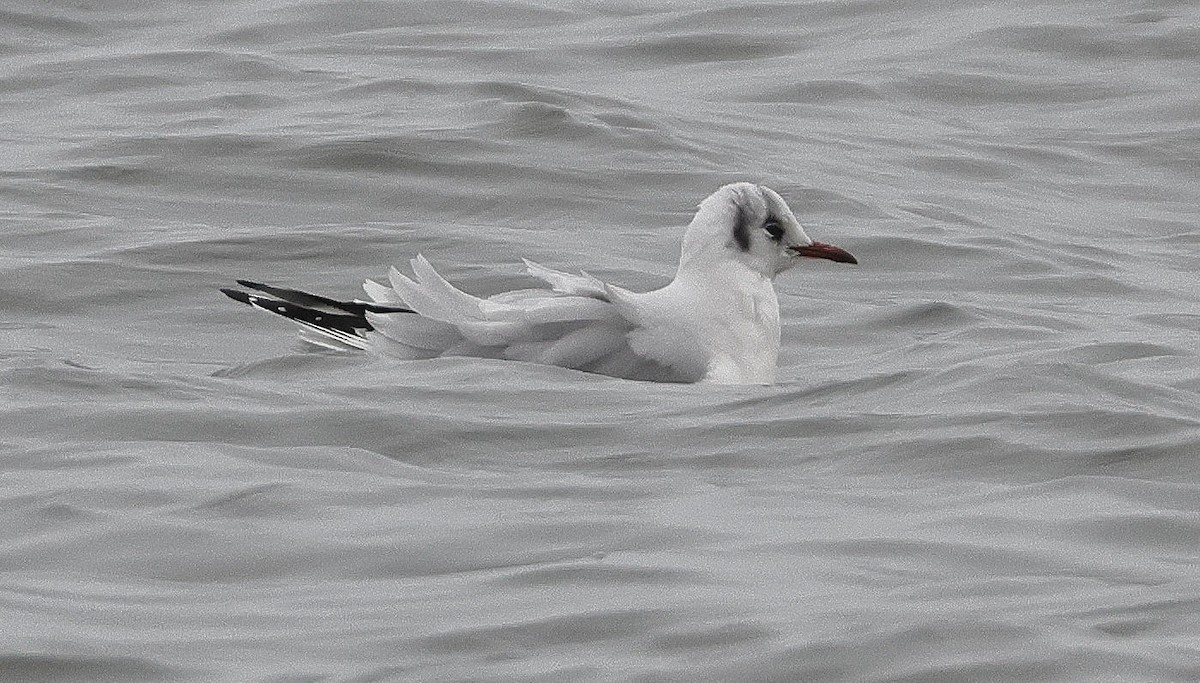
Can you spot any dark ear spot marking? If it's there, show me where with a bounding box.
[731,201,751,252]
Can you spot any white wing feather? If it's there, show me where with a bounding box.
[361,278,404,304]
[361,256,688,381]
[521,259,609,298]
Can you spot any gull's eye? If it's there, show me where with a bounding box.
[763,219,785,241]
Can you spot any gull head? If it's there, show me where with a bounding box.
[678,182,857,278]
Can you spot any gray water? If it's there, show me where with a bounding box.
[3,1,1199,680]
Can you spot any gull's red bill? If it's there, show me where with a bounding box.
[791,241,857,264]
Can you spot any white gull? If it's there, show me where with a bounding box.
[222,182,857,384]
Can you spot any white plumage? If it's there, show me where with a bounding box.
[224,182,857,385]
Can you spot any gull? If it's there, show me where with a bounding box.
[221,182,857,384]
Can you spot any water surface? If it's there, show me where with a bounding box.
[2,1,1199,680]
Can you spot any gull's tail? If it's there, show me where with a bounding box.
[220,280,413,351]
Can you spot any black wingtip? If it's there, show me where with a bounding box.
[221,288,254,306]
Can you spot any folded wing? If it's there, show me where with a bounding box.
[224,256,693,382]
[364,256,687,382]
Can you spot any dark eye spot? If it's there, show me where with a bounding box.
[763,218,785,241]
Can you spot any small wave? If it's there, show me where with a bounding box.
[591,33,791,66]
[905,155,1021,181]
[974,24,1200,62]
[0,654,179,682]
[869,300,976,329]
[0,9,89,35]
[331,77,441,99]
[898,72,1124,105]
[750,80,883,104]
[418,608,675,654]
[1064,341,1184,365]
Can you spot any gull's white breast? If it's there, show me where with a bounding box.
[617,268,781,385]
